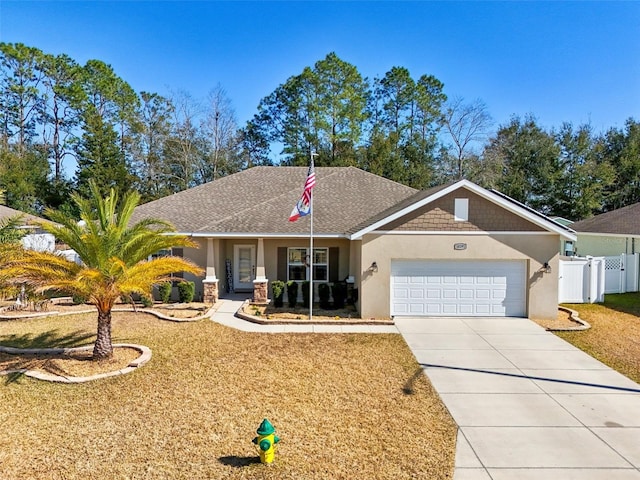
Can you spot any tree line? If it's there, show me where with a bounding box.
[1,44,638,221]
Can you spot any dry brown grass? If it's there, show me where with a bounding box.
[149,303,210,318]
[246,304,390,322]
[531,309,578,330]
[1,301,211,319]
[558,296,640,384]
[0,312,456,479]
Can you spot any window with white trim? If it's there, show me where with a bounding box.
[454,198,469,221]
[288,247,328,281]
[150,248,172,261]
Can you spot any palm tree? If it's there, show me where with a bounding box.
[2,182,203,360]
[0,214,26,244]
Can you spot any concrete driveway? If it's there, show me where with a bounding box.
[395,316,640,480]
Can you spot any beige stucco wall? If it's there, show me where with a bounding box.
[180,240,207,300]
[181,237,354,299]
[575,234,639,256]
[359,233,561,320]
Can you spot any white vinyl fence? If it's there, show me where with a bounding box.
[559,256,605,303]
[604,253,640,294]
[559,253,640,303]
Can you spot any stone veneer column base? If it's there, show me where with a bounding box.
[253,280,269,304]
[203,280,219,304]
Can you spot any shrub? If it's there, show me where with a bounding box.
[271,280,285,308]
[141,295,154,308]
[318,283,331,310]
[72,294,87,305]
[332,282,347,309]
[178,281,195,303]
[158,282,172,303]
[301,281,310,308]
[287,280,298,308]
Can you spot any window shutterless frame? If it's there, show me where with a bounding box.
[287,247,328,281]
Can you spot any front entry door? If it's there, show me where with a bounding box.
[234,245,256,291]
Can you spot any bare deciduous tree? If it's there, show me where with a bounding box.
[440,97,493,180]
[201,84,239,182]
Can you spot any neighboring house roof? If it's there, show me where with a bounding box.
[570,202,640,236]
[131,166,418,236]
[0,205,47,228]
[348,180,576,241]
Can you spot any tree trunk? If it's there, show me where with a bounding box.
[93,309,113,360]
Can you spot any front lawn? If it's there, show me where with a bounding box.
[0,313,456,479]
[560,292,640,384]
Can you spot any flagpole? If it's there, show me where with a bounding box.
[309,151,317,322]
[309,188,313,321]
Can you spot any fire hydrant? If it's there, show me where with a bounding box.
[252,418,280,464]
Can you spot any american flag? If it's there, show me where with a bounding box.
[289,161,316,222]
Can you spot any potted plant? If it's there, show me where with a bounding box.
[318,283,331,310]
[178,281,195,303]
[301,280,310,308]
[332,282,347,309]
[271,280,285,307]
[287,280,298,308]
[158,282,172,303]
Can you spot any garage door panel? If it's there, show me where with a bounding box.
[459,304,474,315]
[476,304,491,315]
[426,304,441,314]
[409,304,425,314]
[409,289,424,299]
[393,304,408,314]
[460,289,474,299]
[492,289,506,299]
[393,287,408,299]
[476,289,491,299]
[442,304,458,314]
[391,260,526,317]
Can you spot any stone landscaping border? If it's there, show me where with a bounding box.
[236,300,394,325]
[550,306,591,331]
[0,343,152,383]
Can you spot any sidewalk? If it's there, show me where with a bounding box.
[395,316,640,480]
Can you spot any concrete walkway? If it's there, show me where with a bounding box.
[395,316,640,480]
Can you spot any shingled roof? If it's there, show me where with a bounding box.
[571,202,640,236]
[0,205,47,227]
[131,166,418,236]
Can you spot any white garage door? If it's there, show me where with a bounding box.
[391,260,526,317]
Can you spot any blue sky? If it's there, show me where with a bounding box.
[0,1,638,135]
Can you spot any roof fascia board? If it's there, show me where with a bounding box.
[576,232,640,239]
[372,230,569,237]
[174,232,346,239]
[350,179,575,240]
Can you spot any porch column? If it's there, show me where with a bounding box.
[203,238,219,304]
[253,237,268,303]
